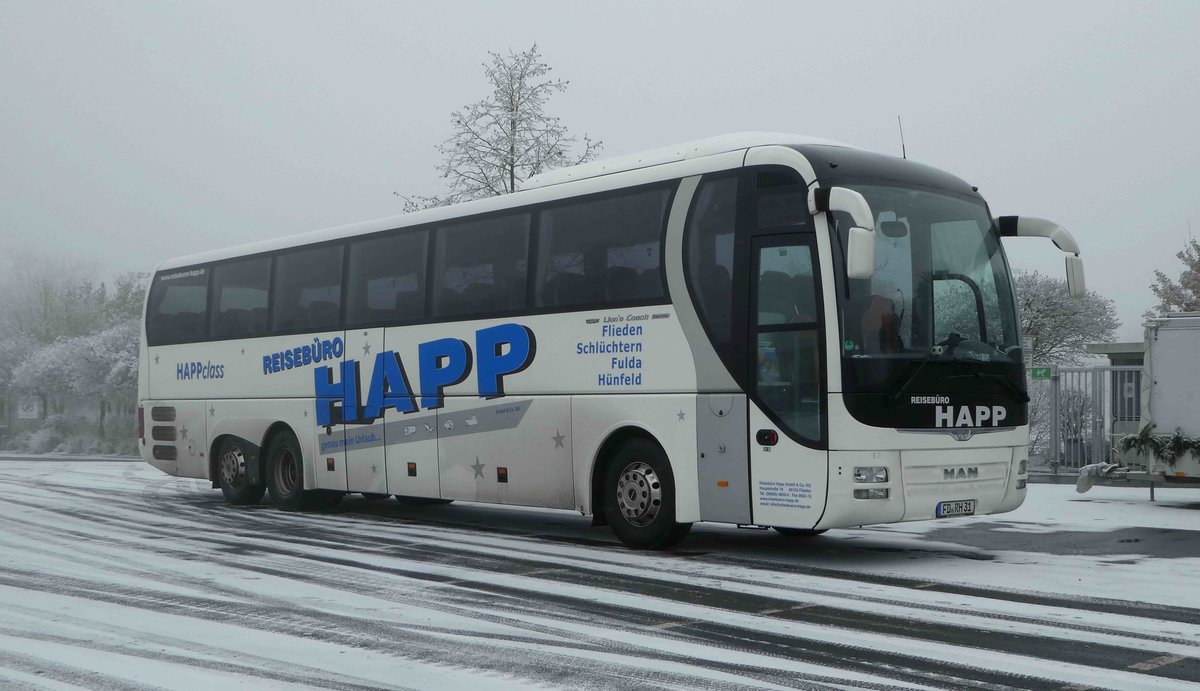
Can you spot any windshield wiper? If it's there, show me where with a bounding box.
[939,372,1030,403]
[885,359,930,404]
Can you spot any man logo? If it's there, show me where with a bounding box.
[943,467,979,480]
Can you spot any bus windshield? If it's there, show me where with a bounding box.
[831,184,1021,366]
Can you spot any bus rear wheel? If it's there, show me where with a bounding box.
[216,438,265,505]
[265,430,342,512]
[603,439,691,550]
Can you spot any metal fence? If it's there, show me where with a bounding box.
[1039,366,1143,470]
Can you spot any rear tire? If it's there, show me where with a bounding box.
[603,438,691,550]
[773,527,827,537]
[216,438,266,505]
[265,429,342,512]
[394,496,453,506]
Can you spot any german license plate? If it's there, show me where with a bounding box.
[936,499,976,517]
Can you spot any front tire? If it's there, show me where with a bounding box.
[217,438,266,505]
[265,430,342,512]
[603,439,691,550]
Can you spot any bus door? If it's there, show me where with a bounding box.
[381,328,441,500]
[343,328,388,494]
[746,234,829,529]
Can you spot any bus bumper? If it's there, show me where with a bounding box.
[817,446,1026,529]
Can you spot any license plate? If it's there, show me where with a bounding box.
[936,499,976,517]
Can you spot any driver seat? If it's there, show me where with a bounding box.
[845,295,903,354]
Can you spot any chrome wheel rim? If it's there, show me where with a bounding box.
[615,461,662,527]
[219,446,246,488]
[275,448,299,495]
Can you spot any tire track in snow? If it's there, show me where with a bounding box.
[2,460,1199,689]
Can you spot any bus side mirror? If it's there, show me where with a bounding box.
[997,215,1085,298]
[810,186,876,280]
[846,227,875,280]
[1066,255,1086,298]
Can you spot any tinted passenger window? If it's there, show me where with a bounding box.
[210,257,271,339]
[433,214,529,318]
[272,245,343,332]
[347,230,428,326]
[686,177,737,349]
[536,188,671,309]
[146,267,209,345]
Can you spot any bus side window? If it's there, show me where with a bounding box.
[433,214,530,318]
[685,177,737,352]
[210,257,271,340]
[146,268,209,345]
[347,230,429,327]
[535,187,671,309]
[272,245,343,333]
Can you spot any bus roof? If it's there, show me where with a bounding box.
[155,132,854,273]
[523,132,852,189]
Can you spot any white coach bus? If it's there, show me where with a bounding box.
[138,133,1085,549]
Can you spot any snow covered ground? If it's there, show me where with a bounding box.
[0,456,1197,690]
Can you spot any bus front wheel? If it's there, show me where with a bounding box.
[216,438,266,506]
[265,430,342,512]
[603,439,691,550]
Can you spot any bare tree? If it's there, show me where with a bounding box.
[1149,236,1200,314]
[401,44,601,211]
[1014,270,1120,366]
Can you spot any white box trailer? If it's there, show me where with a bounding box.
[1138,312,1200,482]
[1077,312,1200,494]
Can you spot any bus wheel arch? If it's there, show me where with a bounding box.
[591,428,692,549]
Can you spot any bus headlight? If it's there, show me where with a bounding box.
[1018,459,1027,475]
[854,467,888,483]
[1016,479,1027,490]
[853,488,890,499]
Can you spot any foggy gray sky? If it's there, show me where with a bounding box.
[2,1,1197,341]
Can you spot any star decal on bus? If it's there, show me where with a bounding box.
[552,430,565,448]
[470,458,485,478]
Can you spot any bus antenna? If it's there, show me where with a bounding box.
[897,116,907,159]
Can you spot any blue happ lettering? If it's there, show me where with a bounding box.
[418,338,472,410]
[177,363,185,379]
[475,324,535,399]
[341,360,361,423]
[363,351,418,420]
[314,366,342,426]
